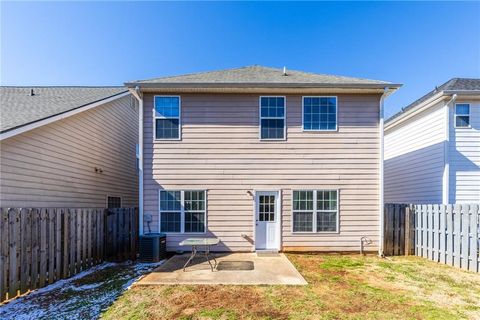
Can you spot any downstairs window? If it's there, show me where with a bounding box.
[292,190,338,232]
[159,190,206,233]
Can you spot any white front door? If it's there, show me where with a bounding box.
[255,191,279,250]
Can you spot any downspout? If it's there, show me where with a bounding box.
[379,87,389,257]
[442,94,457,204]
[129,86,144,235]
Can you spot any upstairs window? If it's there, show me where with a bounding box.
[155,96,180,139]
[303,97,337,131]
[292,190,338,233]
[159,190,206,233]
[260,96,285,140]
[454,104,470,128]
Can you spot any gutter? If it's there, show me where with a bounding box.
[124,82,402,89]
[129,86,144,235]
[379,87,389,257]
[442,94,457,204]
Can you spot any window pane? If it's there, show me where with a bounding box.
[155,96,179,118]
[160,191,181,211]
[156,119,179,139]
[160,212,181,232]
[456,115,470,127]
[455,104,469,115]
[293,212,313,232]
[184,212,205,233]
[259,195,275,222]
[293,191,313,211]
[303,97,337,130]
[261,105,285,118]
[185,191,205,211]
[261,119,284,139]
[317,211,337,232]
[317,190,337,211]
[260,97,285,118]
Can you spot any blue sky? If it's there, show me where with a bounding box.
[1,1,479,117]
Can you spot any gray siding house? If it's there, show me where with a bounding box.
[0,87,138,208]
[385,78,480,204]
[125,66,400,252]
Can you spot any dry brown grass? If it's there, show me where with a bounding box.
[102,254,480,320]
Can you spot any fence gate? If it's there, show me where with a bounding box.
[383,204,414,256]
[105,208,138,261]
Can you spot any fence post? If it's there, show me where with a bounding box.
[405,206,411,256]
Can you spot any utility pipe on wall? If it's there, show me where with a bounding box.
[379,87,389,257]
[442,94,457,204]
[129,86,144,235]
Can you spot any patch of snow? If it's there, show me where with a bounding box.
[0,260,165,320]
[69,282,103,291]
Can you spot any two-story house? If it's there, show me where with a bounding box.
[385,78,480,204]
[125,65,400,252]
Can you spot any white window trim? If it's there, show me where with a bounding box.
[302,96,338,132]
[259,96,287,141]
[153,95,182,141]
[158,190,207,234]
[291,189,340,234]
[106,195,122,209]
[454,103,471,129]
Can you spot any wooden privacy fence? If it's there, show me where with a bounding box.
[383,204,414,256]
[105,208,138,262]
[414,204,479,272]
[0,207,138,303]
[384,203,480,273]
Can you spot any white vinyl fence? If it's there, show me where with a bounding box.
[414,204,479,272]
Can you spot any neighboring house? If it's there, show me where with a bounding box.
[125,65,400,252]
[384,78,480,204]
[0,87,138,208]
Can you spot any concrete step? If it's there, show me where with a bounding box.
[256,250,280,257]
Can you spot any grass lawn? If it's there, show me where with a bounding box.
[102,254,480,320]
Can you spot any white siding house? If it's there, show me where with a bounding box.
[385,78,480,204]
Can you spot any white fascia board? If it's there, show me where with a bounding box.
[385,92,449,132]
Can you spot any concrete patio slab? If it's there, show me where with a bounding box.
[136,253,307,286]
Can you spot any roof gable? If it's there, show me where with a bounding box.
[0,87,128,134]
[386,78,480,125]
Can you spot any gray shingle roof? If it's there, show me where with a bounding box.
[386,78,480,124]
[0,87,128,133]
[126,65,398,88]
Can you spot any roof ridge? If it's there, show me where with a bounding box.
[276,66,389,83]
[0,86,125,88]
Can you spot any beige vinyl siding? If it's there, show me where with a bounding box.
[0,95,138,208]
[143,93,380,252]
